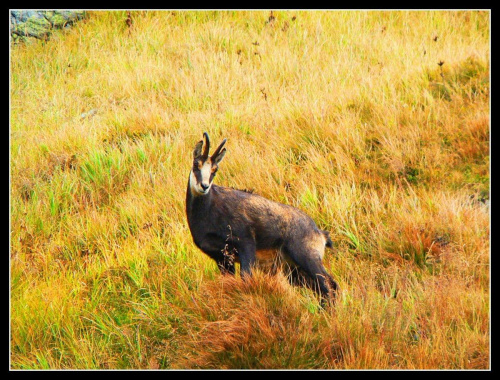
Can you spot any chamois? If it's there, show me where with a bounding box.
[186,132,339,305]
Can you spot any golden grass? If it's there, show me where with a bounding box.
[10,10,489,369]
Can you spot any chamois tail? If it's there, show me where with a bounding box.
[322,230,333,249]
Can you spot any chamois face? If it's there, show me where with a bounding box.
[190,132,226,196]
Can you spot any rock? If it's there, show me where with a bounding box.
[10,10,86,43]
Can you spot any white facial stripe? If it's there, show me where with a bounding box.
[189,162,214,197]
[200,162,212,186]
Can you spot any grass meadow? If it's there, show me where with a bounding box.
[10,10,490,369]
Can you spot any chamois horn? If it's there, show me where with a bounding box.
[211,138,227,159]
[202,132,210,157]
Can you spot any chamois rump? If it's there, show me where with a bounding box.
[186,132,339,305]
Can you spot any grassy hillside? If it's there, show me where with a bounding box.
[10,10,490,369]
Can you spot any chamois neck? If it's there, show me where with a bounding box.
[186,171,214,216]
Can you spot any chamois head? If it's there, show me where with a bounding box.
[189,132,226,196]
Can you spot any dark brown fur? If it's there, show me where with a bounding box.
[186,133,339,305]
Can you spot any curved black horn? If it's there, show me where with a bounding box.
[202,132,210,157]
[211,138,227,159]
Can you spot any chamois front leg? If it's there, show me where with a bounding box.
[197,235,236,275]
[216,252,236,275]
[235,238,256,279]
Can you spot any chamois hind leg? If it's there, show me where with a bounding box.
[284,245,338,306]
[304,260,337,307]
[313,267,339,308]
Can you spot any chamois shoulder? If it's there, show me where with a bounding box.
[210,185,259,202]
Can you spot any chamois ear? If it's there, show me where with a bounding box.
[213,148,226,165]
[193,140,203,158]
